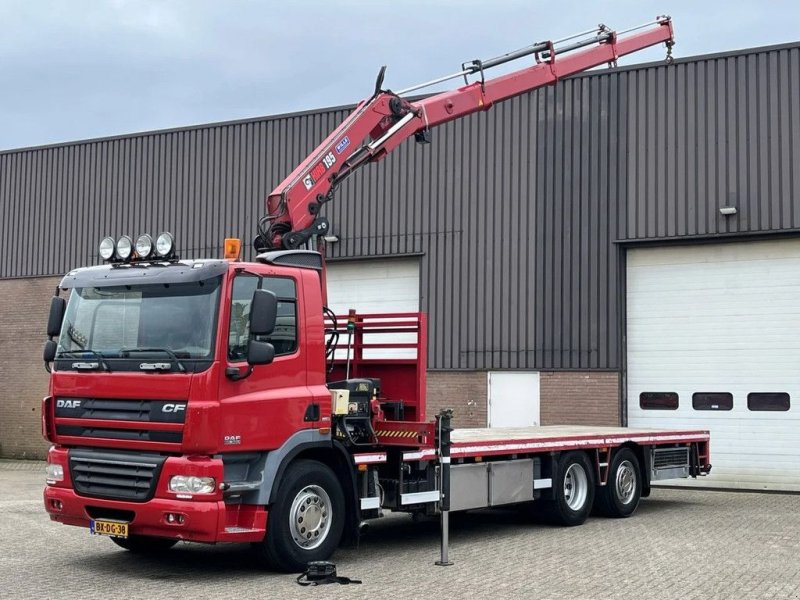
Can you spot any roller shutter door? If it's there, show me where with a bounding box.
[326,258,420,361]
[627,239,800,491]
[325,258,420,315]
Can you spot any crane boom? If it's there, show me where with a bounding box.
[256,17,674,252]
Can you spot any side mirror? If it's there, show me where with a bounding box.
[43,339,57,362]
[249,289,277,336]
[47,297,66,338]
[247,340,275,366]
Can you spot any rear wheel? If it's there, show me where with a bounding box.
[540,451,595,526]
[110,535,177,554]
[594,448,642,518]
[255,459,344,572]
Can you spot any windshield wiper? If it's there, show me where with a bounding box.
[57,350,111,372]
[121,347,187,373]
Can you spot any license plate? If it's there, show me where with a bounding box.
[90,519,129,538]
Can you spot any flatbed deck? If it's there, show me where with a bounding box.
[403,425,710,461]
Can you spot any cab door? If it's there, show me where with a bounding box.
[217,271,312,451]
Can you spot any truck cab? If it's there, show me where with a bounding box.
[42,245,356,568]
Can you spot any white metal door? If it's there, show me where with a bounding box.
[488,372,540,428]
[627,239,800,491]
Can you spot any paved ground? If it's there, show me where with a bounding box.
[2,460,799,599]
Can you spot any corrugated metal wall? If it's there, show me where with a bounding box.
[1,42,798,370]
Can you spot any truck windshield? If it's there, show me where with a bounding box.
[57,276,222,360]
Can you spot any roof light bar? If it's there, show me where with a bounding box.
[98,231,178,263]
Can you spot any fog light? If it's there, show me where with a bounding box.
[135,234,154,258]
[116,235,133,261]
[165,513,185,525]
[49,499,63,511]
[98,237,116,261]
[169,475,216,494]
[46,463,64,484]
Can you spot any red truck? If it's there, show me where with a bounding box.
[41,17,710,572]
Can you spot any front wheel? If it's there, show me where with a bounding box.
[594,448,642,518]
[255,459,345,572]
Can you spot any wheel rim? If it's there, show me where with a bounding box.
[289,485,332,550]
[563,463,588,510]
[615,460,637,505]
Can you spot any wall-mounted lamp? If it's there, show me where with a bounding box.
[323,235,339,243]
[719,206,737,216]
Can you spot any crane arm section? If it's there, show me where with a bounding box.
[257,17,674,251]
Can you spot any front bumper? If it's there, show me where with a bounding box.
[44,487,267,544]
[43,446,267,544]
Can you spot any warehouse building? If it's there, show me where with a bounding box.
[1,42,798,491]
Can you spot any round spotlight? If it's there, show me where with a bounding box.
[155,232,175,258]
[116,235,133,261]
[135,234,154,259]
[98,237,116,261]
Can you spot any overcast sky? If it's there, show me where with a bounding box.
[1,0,798,151]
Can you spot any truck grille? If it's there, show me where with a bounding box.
[54,398,187,423]
[69,448,166,502]
[56,425,182,443]
[54,398,186,447]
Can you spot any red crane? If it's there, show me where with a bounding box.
[256,16,675,252]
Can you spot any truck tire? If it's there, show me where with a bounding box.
[594,448,642,518]
[111,535,177,553]
[540,451,595,526]
[255,459,345,572]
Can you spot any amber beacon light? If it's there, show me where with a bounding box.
[224,238,242,261]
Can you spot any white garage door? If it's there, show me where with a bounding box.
[325,258,419,314]
[627,239,800,491]
[326,258,420,360]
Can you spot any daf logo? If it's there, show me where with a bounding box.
[56,399,81,409]
[224,435,241,445]
[162,404,186,413]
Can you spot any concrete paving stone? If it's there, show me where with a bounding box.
[1,463,799,599]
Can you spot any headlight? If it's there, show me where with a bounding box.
[116,235,133,261]
[169,475,216,494]
[155,232,175,258]
[135,234,154,258]
[46,463,64,484]
[98,237,116,261]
